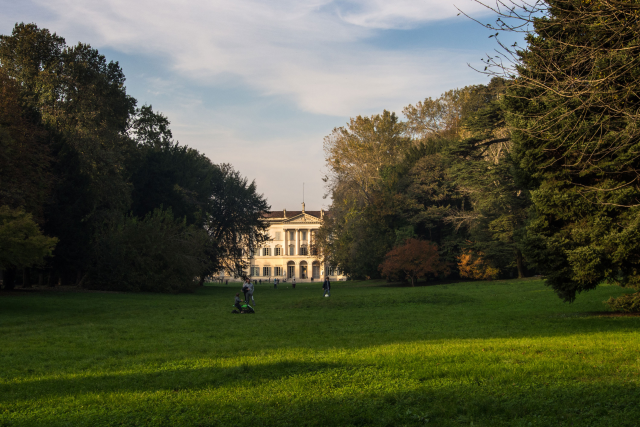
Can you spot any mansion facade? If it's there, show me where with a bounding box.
[246,203,345,282]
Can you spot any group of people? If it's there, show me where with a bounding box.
[234,276,331,310]
[236,279,254,308]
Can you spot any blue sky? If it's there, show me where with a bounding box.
[1,0,523,210]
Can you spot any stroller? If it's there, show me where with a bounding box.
[232,302,255,314]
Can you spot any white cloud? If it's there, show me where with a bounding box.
[1,0,497,207]
[16,0,490,117]
[334,0,486,29]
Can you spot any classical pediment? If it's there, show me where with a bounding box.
[283,213,322,224]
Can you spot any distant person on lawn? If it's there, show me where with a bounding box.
[274,277,277,289]
[292,277,296,289]
[242,279,250,302]
[234,293,243,311]
[323,277,331,297]
[246,280,255,305]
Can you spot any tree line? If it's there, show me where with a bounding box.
[0,23,269,292]
[317,0,640,311]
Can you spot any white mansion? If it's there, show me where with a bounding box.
[246,203,345,282]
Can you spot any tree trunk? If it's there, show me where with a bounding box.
[75,270,82,286]
[77,272,89,288]
[515,248,525,279]
[38,273,44,286]
[23,268,32,288]
[2,267,17,291]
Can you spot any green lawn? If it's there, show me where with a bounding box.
[1,279,638,426]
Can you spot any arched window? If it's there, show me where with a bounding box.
[287,261,296,278]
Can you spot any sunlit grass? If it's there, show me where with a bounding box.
[1,279,638,426]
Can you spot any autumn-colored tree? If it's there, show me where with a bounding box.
[378,238,449,286]
[457,250,499,280]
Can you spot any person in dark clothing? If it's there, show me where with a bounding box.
[322,278,331,297]
[234,293,243,311]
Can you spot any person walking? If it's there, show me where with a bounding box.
[292,277,296,289]
[274,277,277,289]
[322,277,331,297]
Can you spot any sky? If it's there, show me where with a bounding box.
[1,0,522,211]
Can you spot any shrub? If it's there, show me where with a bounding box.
[379,238,449,286]
[605,292,640,313]
[90,208,209,292]
[458,250,500,280]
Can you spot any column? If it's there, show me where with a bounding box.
[283,227,287,256]
[295,228,299,256]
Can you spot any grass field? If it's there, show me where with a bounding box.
[1,278,639,426]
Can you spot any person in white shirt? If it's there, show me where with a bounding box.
[246,280,255,305]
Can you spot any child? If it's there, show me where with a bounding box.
[234,293,243,311]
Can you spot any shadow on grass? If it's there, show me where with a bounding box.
[3,371,639,427]
[0,360,340,405]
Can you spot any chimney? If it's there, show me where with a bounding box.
[283,209,286,218]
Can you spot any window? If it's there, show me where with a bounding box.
[251,267,259,276]
[289,245,295,256]
[275,247,282,256]
[299,246,308,256]
[263,267,271,277]
[263,248,271,256]
[274,267,283,276]
[275,232,282,240]
[301,231,307,240]
[249,249,255,257]
[329,266,335,276]
[289,231,295,240]
[310,246,318,256]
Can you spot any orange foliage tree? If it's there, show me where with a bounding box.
[457,250,499,280]
[378,238,449,286]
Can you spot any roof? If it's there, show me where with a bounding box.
[262,210,324,219]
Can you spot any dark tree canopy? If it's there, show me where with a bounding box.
[0,23,269,292]
[467,0,640,301]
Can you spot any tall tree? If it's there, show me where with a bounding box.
[472,0,640,301]
[320,110,409,279]
[446,79,530,279]
[0,23,136,283]
[0,70,54,220]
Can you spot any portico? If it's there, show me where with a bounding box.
[247,203,345,282]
